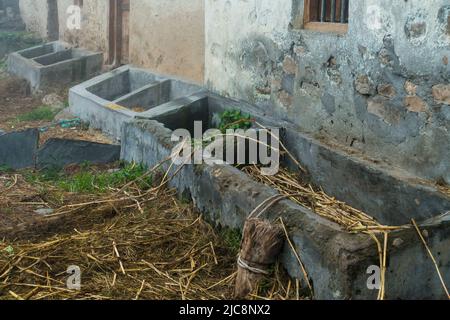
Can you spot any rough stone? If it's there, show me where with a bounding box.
[432,84,450,104]
[36,139,121,169]
[34,208,54,216]
[355,75,374,95]
[282,55,297,75]
[438,5,450,35]
[393,238,404,248]
[377,84,397,98]
[406,21,427,38]
[0,129,39,169]
[204,1,450,185]
[256,85,271,95]
[404,81,418,96]
[405,14,427,43]
[378,48,394,68]
[367,96,400,124]
[326,68,342,85]
[270,77,282,91]
[404,96,428,113]
[278,90,293,108]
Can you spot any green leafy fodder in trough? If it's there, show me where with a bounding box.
[218,110,253,133]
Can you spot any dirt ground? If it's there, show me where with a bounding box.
[0,75,112,145]
[0,76,38,126]
[0,166,237,300]
[0,163,118,233]
[0,165,301,300]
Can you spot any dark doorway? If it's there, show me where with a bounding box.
[47,0,59,41]
[0,0,25,31]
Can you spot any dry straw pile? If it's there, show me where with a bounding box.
[0,168,300,300]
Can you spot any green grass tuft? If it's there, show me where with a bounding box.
[26,162,153,194]
[0,165,14,173]
[0,31,41,45]
[220,228,242,255]
[16,106,59,122]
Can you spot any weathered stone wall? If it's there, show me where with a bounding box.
[205,0,450,184]
[129,0,205,83]
[18,0,48,38]
[58,0,109,60]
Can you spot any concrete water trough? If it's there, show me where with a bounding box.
[69,65,205,140]
[120,93,450,300]
[7,41,103,92]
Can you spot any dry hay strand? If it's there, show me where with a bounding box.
[241,166,408,234]
[437,184,450,198]
[412,219,450,300]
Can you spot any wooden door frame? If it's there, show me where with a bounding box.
[108,0,119,65]
[108,0,128,66]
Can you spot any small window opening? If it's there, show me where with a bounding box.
[303,0,349,34]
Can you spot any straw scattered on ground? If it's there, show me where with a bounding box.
[0,164,302,300]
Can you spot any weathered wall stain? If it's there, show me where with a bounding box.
[129,0,204,83]
[18,0,48,38]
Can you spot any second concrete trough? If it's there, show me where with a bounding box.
[7,41,103,92]
[69,65,205,140]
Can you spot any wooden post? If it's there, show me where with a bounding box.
[234,218,285,299]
